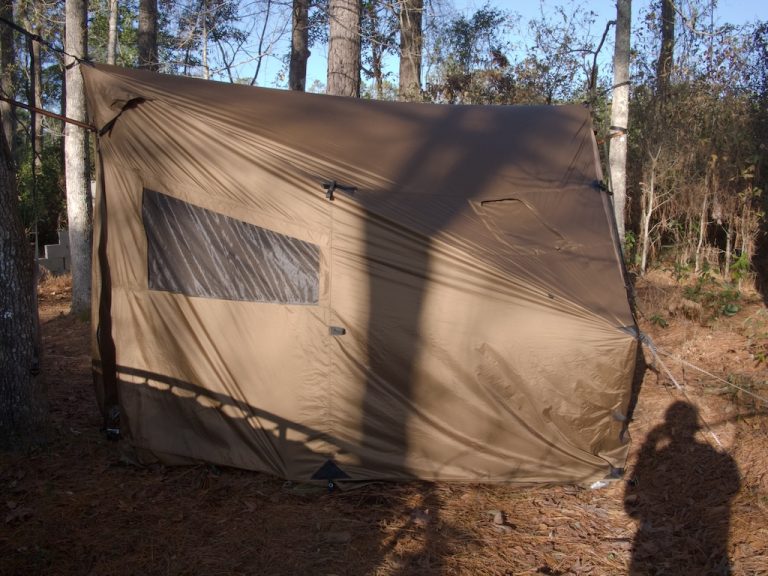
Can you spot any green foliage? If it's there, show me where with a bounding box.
[424,3,599,106]
[17,139,65,248]
[424,4,512,104]
[359,0,398,97]
[307,0,330,48]
[623,230,637,263]
[723,373,767,410]
[730,252,751,283]
[443,5,506,74]
[1,0,764,287]
[89,0,140,66]
[670,260,691,282]
[681,270,742,319]
[361,79,398,101]
[625,5,766,282]
[649,313,669,328]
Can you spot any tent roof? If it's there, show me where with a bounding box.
[84,64,632,329]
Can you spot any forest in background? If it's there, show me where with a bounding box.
[2,6,767,572]
[1,0,766,297]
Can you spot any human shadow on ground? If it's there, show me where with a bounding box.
[624,401,740,575]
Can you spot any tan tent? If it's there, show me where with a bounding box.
[83,64,638,485]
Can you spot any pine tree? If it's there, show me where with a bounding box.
[327,0,361,97]
[0,113,44,445]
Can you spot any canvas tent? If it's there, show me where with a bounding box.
[83,64,639,485]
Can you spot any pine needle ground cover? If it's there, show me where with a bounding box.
[0,272,766,576]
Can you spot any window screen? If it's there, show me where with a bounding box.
[142,189,319,304]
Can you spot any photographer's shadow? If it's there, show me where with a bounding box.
[625,401,740,575]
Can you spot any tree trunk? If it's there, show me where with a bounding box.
[107,0,119,65]
[31,40,43,170]
[694,176,709,274]
[398,0,422,101]
[0,0,15,155]
[138,0,158,71]
[64,0,92,316]
[249,0,273,86]
[0,115,44,446]
[202,2,209,80]
[327,0,361,97]
[19,4,44,169]
[609,0,631,243]
[639,152,659,275]
[363,1,384,99]
[656,0,675,103]
[372,51,383,99]
[289,0,310,91]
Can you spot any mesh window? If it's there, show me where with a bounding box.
[142,189,319,304]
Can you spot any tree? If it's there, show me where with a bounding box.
[397,0,422,100]
[522,5,600,105]
[289,0,310,90]
[0,112,44,446]
[0,0,15,152]
[609,0,631,243]
[17,0,47,172]
[656,0,674,103]
[138,0,158,70]
[625,2,765,279]
[89,0,138,67]
[64,0,91,316]
[327,0,361,96]
[360,0,397,99]
[163,0,273,84]
[424,6,512,105]
[107,0,119,65]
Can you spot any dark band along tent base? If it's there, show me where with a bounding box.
[84,64,639,485]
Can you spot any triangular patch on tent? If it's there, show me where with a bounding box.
[311,459,351,481]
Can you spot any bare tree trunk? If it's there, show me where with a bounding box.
[0,0,15,154]
[639,151,659,275]
[327,0,361,97]
[372,54,383,99]
[694,177,709,274]
[609,0,631,243]
[289,0,310,91]
[738,208,752,290]
[724,225,733,278]
[31,40,43,169]
[398,0,422,100]
[740,206,751,257]
[65,0,92,316]
[249,0,273,85]
[107,0,119,65]
[201,1,209,80]
[681,213,693,267]
[18,4,44,169]
[0,116,44,446]
[656,0,675,103]
[138,0,158,70]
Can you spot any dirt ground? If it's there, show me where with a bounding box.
[1,272,766,576]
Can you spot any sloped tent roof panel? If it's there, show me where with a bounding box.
[84,64,638,484]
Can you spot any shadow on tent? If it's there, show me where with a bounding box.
[105,363,479,574]
[107,363,360,477]
[355,103,633,575]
